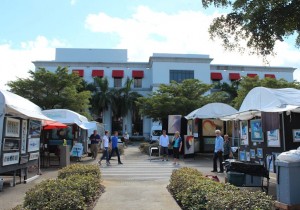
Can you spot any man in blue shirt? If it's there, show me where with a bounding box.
[89,130,101,159]
[109,131,123,164]
[211,129,224,173]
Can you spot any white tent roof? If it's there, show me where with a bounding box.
[42,109,96,129]
[185,103,238,119]
[221,87,300,120]
[0,89,51,120]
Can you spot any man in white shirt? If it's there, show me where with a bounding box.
[99,130,111,166]
[159,130,169,161]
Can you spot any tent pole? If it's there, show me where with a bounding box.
[281,113,286,151]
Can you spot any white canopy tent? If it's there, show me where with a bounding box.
[185,103,238,120]
[221,87,300,121]
[42,109,96,129]
[0,89,51,120]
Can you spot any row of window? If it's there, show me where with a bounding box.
[72,69,144,79]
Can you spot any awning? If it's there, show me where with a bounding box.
[265,74,276,79]
[0,89,52,120]
[92,70,104,77]
[229,73,241,80]
[211,72,222,80]
[112,70,124,78]
[72,69,84,77]
[247,73,258,78]
[42,120,68,130]
[132,70,144,78]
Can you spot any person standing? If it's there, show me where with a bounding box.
[90,130,101,159]
[159,130,169,161]
[99,130,111,166]
[123,132,129,148]
[172,131,182,165]
[109,131,123,164]
[223,134,232,160]
[211,129,224,173]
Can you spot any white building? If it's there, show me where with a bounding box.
[33,48,295,137]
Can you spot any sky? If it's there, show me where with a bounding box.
[1,0,300,90]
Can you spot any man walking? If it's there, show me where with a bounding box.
[90,130,101,159]
[159,130,169,161]
[109,131,123,164]
[212,129,224,173]
[99,130,111,166]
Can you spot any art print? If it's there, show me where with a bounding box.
[5,117,20,137]
[292,129,300,142]
[29,120,42,138]
[21,120,28,154]
[240,121,249,145]
[267,129,280,147]
[250,119,263,142]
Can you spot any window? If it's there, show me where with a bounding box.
[134,78,142,88]
[114,78,122,88]
[170,70,194,83]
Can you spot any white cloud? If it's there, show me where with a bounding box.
[0,36,65,90]
[85,5,300,81]
[70,0,77,6]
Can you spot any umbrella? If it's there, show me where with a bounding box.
[42,120,68,130]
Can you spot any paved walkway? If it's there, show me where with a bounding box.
[0,144,277,210]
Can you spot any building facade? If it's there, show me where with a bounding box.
[33,48,295,137]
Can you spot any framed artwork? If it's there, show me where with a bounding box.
[29,120,42,138]
[28,138,40,152]
[29,152,39,160]
[250,149,256,159]
[168,115,181,134]
[239,150,246,161]
[187,120,193,136]
[240,121,249,145]
[184,135,195,155]
[267,129,280,147]
[193,119,199,137]
[266,155,274,173]
[5,117,20,137]
[3,138,20,151]
[3,152,19,166]
[257,148,263,158]
[202,119,223,136]
[292,129,300,142]
[250,119,263,142]
[21,120,28,154]
[246,152,250,161]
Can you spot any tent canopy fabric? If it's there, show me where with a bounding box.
[42,120,68,130]
[221,87,300,121]
[185,103,238,119]
[0,89,51,120]
[42,109,96,129]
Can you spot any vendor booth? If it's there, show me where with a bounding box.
[0,89,51,186]
[221,87,300,171]
[41,109,96,166]
[185,103,238,153]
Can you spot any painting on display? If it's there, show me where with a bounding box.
[202,119,223,136]
[239,150,246,161]
[29,152,39,160]
[3,152,19,166]
[250,119,263,142]
[168,115,181,134]
[193,119,199,137]
[240,121,249,145]
[267,129,280,147]
[187,120,193,136]
[29,120,42,138]
[266,155,274,173]
[257,148,263,158]
[184,135,194,155]
[21,120,28,154]
[250,149,256,159]
[5,117,20,137]
[3,138,20,151]
[292,129,300,142]
[28,138,40,152]
[246,152,250,161]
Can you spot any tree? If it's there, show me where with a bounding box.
[233,76,300,109]
[202,0,300,57]
[136,79,229,121]
[7,67,92,118]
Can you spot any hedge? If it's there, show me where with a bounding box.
[168,167,275,210]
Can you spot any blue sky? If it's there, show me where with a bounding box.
[1,0,300,89]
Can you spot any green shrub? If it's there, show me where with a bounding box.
[58,164,101,180]
[24,179,86,210]
[10,205,29,210]
[168,167,203,197]
[206,187,275,210]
